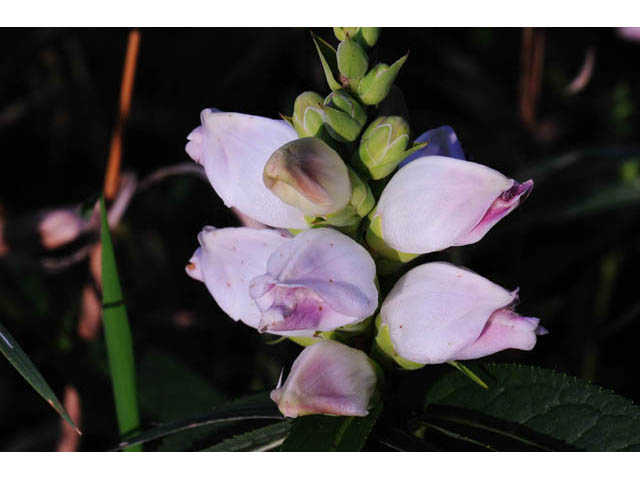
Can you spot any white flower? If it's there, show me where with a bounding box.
[371,155,533,254]
[379,262,545,365]
[185,109,308,229]
[249,228,378,333]
[186,226,296,331]
[271,339,377,418]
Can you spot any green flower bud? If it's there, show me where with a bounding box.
[322,90,367,143]
[337,38,369,86]
[357,28,381,48]
[334,27,381,49]
[264,137,351,217]
[354,116,427,180]
[357,53,408,106]
[333,27,358,42]
[292,91,325,138]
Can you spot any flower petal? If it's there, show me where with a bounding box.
[373,155,516,254]
[453,179,534,246]
[249,228,378,333]
[185,109,308,229]
[454,308,545,360]
[270,339,377,418]
[186,226,291,329]
[399,125,465,168]
[380,262,516,364]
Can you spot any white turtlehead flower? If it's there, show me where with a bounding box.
[371,155,533,255]
[271,340,377,418]
[379,262,546,365]
[249,228,378,334]
[186,226,298,331]
[185,109,308,229]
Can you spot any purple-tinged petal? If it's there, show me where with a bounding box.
[249,228,378,333]
[380,262,517,364]
[185,109,308,229]
[186,226,294,331]
[373,155,518,254]
[399,125,465,168]
[453,179,534,246]
[454,308,546,360]
[270,340,377,418]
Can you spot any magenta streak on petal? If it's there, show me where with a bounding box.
[257,286,326,332]
[454,179,534,246]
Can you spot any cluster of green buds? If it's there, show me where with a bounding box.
[273,28,422,233]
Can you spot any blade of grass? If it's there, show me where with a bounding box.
[0,321,80,434]
[100,197,141,451]
[115,400,283,450]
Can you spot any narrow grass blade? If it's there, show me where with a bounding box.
[115,400,283,450]
[100,197,141,451]
[0,321,80,434]
[448,361,489,389]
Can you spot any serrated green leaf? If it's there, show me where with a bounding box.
[114,392,282,450]
[0,321,79,434]
[424,363,640,451]
[100,197,141,451]
[203,420,293,452]
[310,31,342,91]
[281,400,383,451]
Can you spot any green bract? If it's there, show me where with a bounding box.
[357,54,408,106]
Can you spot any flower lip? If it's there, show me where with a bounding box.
[249,228,378,334]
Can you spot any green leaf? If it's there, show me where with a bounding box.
[203,420,293,452]
[424,363,640,451]
[281,400,383,451]
[310,31,342,91]
[115,392,282,450]
[0,321,79,434]
[100,197,141,451]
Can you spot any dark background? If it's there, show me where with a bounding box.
[1,27,639,450]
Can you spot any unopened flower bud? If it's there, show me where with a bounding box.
[357,54,408,106]
[376,262,547,367]
[263,137,351,217]
[333,27,381,49]
[292,91,325,138]
[357,28,381,49]
[333,27,358,42]
[322,90,367,143]
[337,38,369,86]
[354,116,427,180]
[270,339,378,418]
